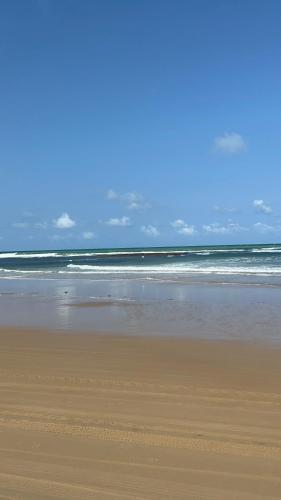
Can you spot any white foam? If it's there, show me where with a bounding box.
[251,247,281,253]
[0,252,59,259]
[2,247,279,260]
[0,268,53,274]
[0,253,18,258]
[65,263,281,276]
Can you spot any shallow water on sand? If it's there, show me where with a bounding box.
[0,277,281,343]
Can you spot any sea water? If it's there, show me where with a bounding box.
[1,244,281,284]
[1,244,281,341]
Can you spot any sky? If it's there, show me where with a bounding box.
[1,0,281,250]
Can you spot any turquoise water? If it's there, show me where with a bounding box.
[1,244,281,285]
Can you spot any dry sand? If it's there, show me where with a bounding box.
[0,327,281,499]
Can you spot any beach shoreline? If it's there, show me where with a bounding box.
[1,326,281,498]
[1,276,281,343]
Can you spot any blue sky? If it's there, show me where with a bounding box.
[1,0,281,250]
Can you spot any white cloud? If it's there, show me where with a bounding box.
[127,201,143,210]
[35,222,47,229]
[253,222,281,234]
[214,133,246,154]
[171,219,185,229]
[106,189,149,210]
[124,192,148,210]
[141,225,159,237]
[105,216,131,227]
[171,219,196,235]
[203,222,246,234]
[106,189,118,200]
[53,213,76,229]
[124,192,138,203]
[82,231,95,240]
[179,226,196,235]
[253,199,272,214]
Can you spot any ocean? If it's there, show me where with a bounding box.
[1,243,281,285]
[1,244,281,341]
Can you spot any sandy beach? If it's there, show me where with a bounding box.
[0,327,281,499]
[2,0,281,496]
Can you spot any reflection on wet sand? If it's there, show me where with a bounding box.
[0,277,281,342]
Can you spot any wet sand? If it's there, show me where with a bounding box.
[1,327,281,499]
[1,278,281,341]
[71,299,136,307]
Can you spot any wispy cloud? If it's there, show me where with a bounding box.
[105,216,131,227]
[253,199,272,214]
[50,233,75,241]
[141,225,159,236]
[106,189,118,200]
[212,205,238,214]
[13,220,48,230]
[171,219,196,235]
[203,222,246,234]
[82,231,95,240]
[12,222,29,229]
[106,189,150,210]
[253,222,281,234]
[53,213,76,229]
[214,133,246,154]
